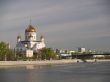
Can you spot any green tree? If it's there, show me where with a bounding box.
[0,42,9,60]
[40,48,56,60]
[6,49,15,61]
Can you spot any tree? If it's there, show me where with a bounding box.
[6,49,15,61]
[0,42,9,60]
[40,48,56,60]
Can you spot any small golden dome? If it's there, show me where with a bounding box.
[17,35,21,39]
[25,24,36,32]
[40,35,44,39]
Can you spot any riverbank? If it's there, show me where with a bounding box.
[0,59,110,66]
[0,59,77,66]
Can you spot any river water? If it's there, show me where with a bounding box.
[0,62,110,82]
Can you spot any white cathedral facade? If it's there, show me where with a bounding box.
[16,24,46,57]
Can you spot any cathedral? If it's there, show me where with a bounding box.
[16,24,46,57]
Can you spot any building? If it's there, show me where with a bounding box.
[16,24,46,57]
[78,48,86,53]
[55,49,75,59]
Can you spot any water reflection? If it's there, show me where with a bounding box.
[0,62,110,82]
[26,65,35,70]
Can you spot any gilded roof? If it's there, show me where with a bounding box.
[17,35,21,39]
[40,35,44,39]
[25,24,36,32]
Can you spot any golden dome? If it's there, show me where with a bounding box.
[40,35,44,39]
[17,35,21,39]
[25,24,36,32]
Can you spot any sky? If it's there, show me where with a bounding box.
[0,0,110,51]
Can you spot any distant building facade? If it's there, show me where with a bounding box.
[16,24,46,57]
[78,48,86,53]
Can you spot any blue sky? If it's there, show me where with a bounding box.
[0,0,110,51]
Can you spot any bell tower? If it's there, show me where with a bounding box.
[40,35,44,42]
[17,35,21,42]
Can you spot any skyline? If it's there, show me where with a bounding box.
[0,0,110,51]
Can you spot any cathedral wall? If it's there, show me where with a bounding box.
[25,32,37,41]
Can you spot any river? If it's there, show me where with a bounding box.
[0,62,110,82]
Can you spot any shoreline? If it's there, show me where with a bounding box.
[0,59,110,67]
[0,59,77,66]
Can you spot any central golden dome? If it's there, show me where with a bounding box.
[25,24,36,32]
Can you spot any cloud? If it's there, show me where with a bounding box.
[0,0,110,50]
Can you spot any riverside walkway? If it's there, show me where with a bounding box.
[0,59,110,66]
[0,59,78,66]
